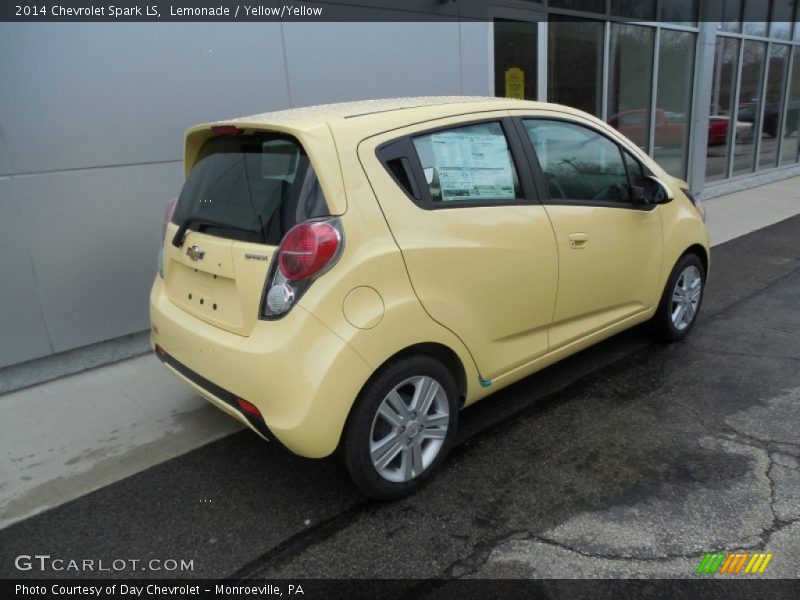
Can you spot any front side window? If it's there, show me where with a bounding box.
[523,119,632,203]
[412,122,522,205]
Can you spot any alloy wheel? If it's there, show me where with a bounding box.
[671,265,703,331]
[369,376,450,483]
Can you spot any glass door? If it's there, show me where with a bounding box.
[491,6,545,102]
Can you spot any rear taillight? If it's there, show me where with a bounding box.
[263,218,343,318]
[157,198,177,278]
[279,222,340,282]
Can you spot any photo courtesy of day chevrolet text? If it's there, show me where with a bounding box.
[15,583,305,597]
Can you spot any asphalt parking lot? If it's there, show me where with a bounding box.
[1,214,798,584]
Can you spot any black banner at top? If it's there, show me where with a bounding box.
[2,0,797,24]
[7,1,330,22]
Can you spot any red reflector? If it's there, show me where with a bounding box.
[278,222,340,282]
[237,398,262,418]
[211,125,243,136]
[156,345,166,357]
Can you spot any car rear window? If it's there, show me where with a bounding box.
[172,132,329,245]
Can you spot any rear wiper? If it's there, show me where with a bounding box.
[172,217,256,248]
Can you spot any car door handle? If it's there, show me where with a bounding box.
[568,232,589,249]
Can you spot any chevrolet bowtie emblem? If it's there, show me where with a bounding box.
[186,245,205,262]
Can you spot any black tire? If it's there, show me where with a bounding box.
[652,252,706,342]
[342,355,459,500]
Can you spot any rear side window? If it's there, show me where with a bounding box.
[412,122,522,205]
[523,119,632,203]
[172,132,328,245]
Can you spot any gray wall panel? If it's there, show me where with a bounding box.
[13,162,183,353]
[459,21,493,95]
[0,23,290,175]
[283,22,464,105]
[0,119,12,177]
[0,178,53,367]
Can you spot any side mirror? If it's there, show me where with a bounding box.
[641,175,674,205]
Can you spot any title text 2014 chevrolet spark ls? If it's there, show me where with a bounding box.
[150,97,709,499]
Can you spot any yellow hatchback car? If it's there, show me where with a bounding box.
[150,97,709,499]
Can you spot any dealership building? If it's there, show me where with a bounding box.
[1,0,799,387]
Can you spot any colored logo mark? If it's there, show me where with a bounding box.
[696,552,773,575]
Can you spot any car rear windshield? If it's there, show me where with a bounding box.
[172,132,329,245]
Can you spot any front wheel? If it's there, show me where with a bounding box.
[652,253,706,341]
[342,355,459,500]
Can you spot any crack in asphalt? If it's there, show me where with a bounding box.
[721,426,800,550]
[433,442,800,583]
[439,426,800,583]
[442,531,711,580]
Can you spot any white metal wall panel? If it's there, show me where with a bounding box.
[12,162,183,353]
[0,23,291,175]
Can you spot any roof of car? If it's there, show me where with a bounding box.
[206,96,555,133]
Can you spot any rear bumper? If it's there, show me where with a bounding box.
[156,348,273,441]
[149,277,372,458]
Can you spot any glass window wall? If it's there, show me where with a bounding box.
[654,30,696,179]
[780,46,800,164]
[548,18,604,117]
[607,23,655,151]
[759,44,790,168]
[707,37,741,181]
[549,0,604,14]
[770,1,795,39]
[733,41,767,176]
[502,0,800,190]
[610,0,656,20]
[661,0,699,26]
[743,0,771,37]
[494,19,538,101]
[718,0,744,33]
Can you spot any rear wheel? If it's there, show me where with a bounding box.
[342,355,459,500]
[652,253,705,341]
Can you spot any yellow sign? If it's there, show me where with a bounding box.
[504,67,525,100]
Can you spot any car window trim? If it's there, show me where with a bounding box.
[375,137,424,206]
[375,116,540,211]
[512,115,656,212]
[620,147,646,202]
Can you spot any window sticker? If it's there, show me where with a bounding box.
[429,131,516,201]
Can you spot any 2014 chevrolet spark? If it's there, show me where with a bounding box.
[150,97,709,499]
